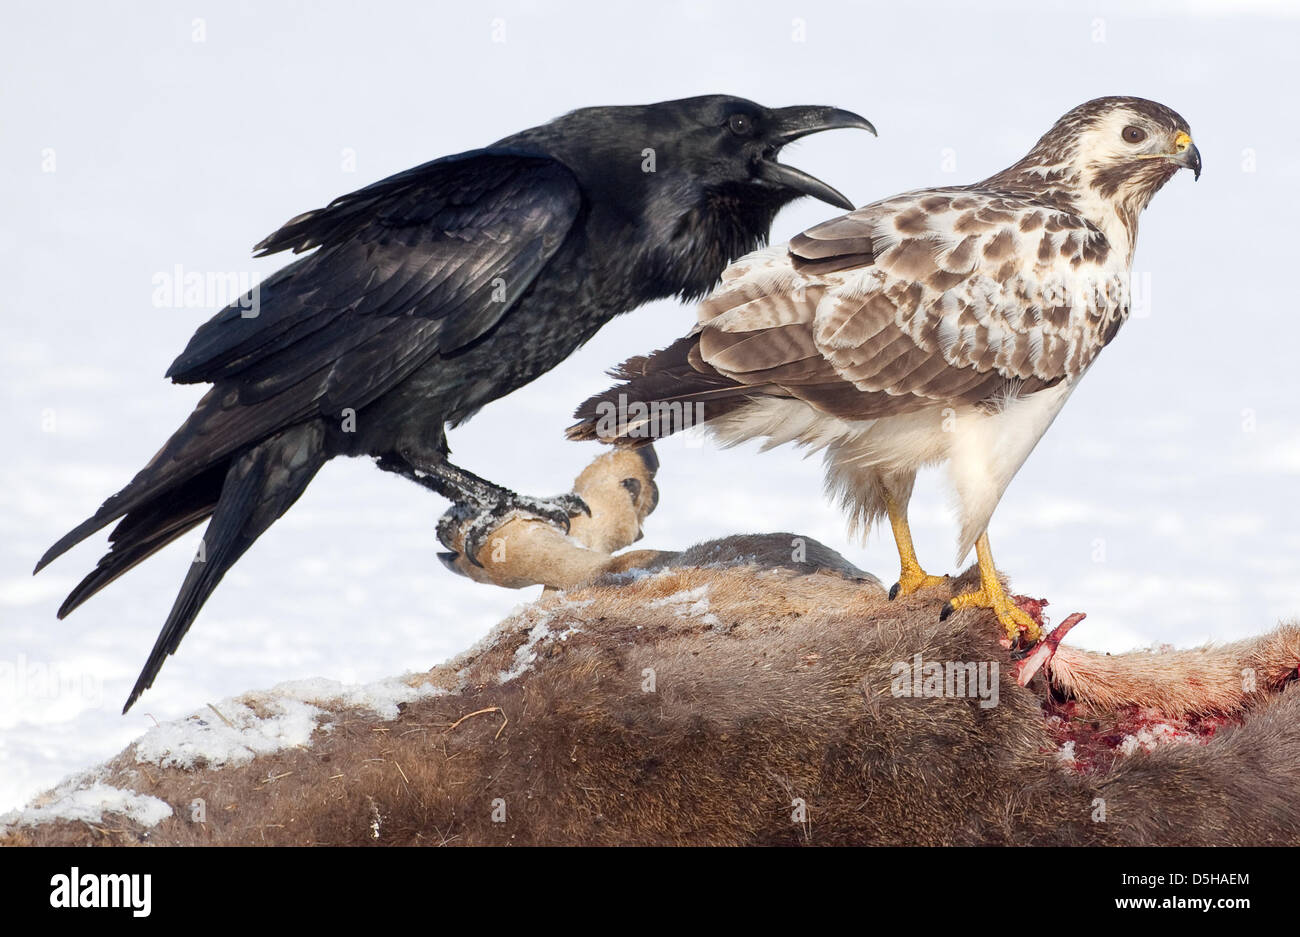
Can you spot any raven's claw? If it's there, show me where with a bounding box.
[438,492,591,567]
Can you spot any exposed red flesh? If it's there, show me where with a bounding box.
[1044,700,1240,775]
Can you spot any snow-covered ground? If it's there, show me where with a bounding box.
[3,0,1299,812]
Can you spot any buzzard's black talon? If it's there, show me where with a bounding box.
[939,601,955,622]
[888,583,901,601]
[437,551,464,575]
[622,478,642,503]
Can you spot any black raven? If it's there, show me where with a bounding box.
[35,95,874,711]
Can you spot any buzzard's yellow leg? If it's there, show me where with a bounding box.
[885,493,947,600]
[941,532,1041,643]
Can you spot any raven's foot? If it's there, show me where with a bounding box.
[439,493,590,568]
[436,447,661,590]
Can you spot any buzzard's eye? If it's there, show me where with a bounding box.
[1122,126,1147,144]
[728,114,754,136]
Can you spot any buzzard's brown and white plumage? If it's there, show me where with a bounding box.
[570,97,1201,642]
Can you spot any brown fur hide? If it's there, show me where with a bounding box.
[6,533,1300,847]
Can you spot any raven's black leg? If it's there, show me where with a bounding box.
[374,453,513,504]
[375,452,589,567]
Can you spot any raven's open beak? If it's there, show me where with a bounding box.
[1172,131,1202,181]
[760,105,876,210]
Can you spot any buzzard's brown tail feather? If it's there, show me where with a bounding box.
[568,335,765,446]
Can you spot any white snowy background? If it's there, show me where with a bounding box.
[3,0,1298,812]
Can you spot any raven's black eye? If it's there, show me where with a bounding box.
[728,114,754,136]
[1122,125,1147,144]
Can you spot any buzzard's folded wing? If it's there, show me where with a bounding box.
[692,189,1125,420]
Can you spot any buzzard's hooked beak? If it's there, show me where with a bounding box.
[1173,131,1202,181]
[759,106,877,210]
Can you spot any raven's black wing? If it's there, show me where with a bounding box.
[170,147,581,398]
[37,150,582,571]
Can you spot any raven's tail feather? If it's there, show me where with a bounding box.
[56,465,228,619]
[122,421,327,712]
[35,380,320,576]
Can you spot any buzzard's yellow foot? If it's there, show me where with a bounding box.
[941,584,1041,643]
[938,531,1042,644]
[884,492,947,600]
[889,565,949,600]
